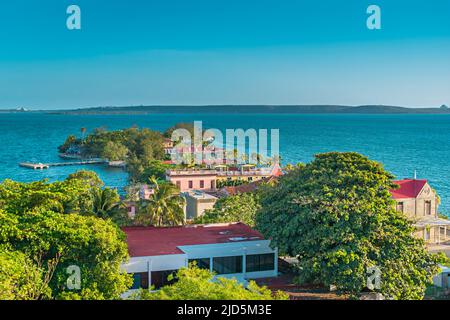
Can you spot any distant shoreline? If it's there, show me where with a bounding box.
[1,104,450,115]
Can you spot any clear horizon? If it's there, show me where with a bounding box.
[4,104,450,112]
[1,0,449,110]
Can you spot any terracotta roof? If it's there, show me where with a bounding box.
[122,223,264,257]
[389,179,427,199]
[222,181,261,196]
[270,162,283,177]
[220,176,279,196]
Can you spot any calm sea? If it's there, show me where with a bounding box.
[1,112,450,214]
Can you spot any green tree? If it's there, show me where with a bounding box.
[0,178,132,299]
[0,208,131,299]
[0,247,52,300]
[136,265,288,300]
[194,193,260,227]
[127,155,146,182]
[101,141,129,161]
[216,179,246,188]
[80,127,87,141]
[135,177,185,227]
[256,152,444,299]
[0,178,94,216]
[164,122,196,139]
[58,135,80,153]
[91,187,121,219]
[139,160,172,182]
[67,170,104,188]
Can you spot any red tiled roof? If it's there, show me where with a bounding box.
[122,223,264,257]
[222,181,262,196]
[270,162,283,177]
[389,179,427,199]
[220,176,279,196]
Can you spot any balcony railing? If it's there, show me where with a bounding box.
[167,169,272,177]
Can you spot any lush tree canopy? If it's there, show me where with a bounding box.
[0,246,50,300]
[164,122,197,139]
[256,152,444,299]
[0,176,132,299]
[138,160,173,182]
[67,170,104,188]
[194,193,260,227]
[137,265,288,300]
[101,141,129,161]
[0,178,94,216]
[58,135,79,154]
[0,172,122,220]
[91,187,121,219]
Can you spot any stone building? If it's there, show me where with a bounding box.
[390,179,450,244]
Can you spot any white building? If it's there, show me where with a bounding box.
[121,223,278,293]
[433,266,450,289]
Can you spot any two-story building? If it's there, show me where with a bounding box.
[390,179,450,244]
[166,169,218,192]
[165,163,283,192]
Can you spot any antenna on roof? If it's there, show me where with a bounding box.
[414,170,417,180]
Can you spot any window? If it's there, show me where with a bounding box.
[188,180,193,189]
[396,202,404,213]
[246,253,275,272]
[248,177,253,181]
[200,180,205,188]
[176,181,181,189]
[151,270,177,289]
[189,258,210,270]
[211,180,215,189]
[131,272,149,289]
[425,201,432,215]
[213,256,243,274]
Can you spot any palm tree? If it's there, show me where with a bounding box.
[137,176,185,227]
[225,148,240,166]
[92,187,120,219]
[251,153,266,165]
[80,127,87,144]
[180,153,196,169]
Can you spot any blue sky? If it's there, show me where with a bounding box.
[0,0,449,109]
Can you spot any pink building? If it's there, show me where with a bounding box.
[166,169,217,192]
[166,163,283,192]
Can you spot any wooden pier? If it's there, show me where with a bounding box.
[19,159,107,170]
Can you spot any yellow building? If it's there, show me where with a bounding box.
[390,179,450,244]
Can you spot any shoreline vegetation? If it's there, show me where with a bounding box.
[1,104,450,114]
[58,125,171,183]
[57,123,277,184]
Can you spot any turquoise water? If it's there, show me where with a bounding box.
[1,113,450,213]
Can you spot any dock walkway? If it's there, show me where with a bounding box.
[19,159,107,170]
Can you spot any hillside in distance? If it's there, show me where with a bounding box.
[49,105,450,115]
